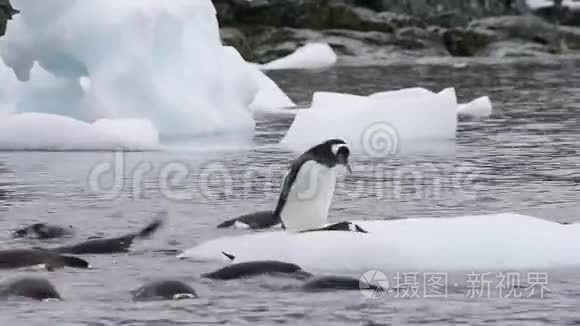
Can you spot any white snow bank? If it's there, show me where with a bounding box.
[280,88,458,155]
[527,0,580,10]
[0,0,259,150]
[179,213,580,273]
[0,113,159,151]
[260,43,337,71]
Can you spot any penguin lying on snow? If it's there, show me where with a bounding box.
[216,139,366,233]
[12,223,74,239]
[202,259,312,280]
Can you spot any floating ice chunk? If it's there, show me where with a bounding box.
[371,87,493,118]
[179,213,580,272]
[369,87,436,101]
[0,113,159,151]
[260,43,338,71]
[280,88,458,155]
[458,96,493,118]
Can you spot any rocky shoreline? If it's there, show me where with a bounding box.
[215,0,580,64]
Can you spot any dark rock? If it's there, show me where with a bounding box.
[220,28,253,60]
[215,0,422,32]
[470,15,580,51]
[354,0,518,20]
[443,28,498,56]
[240,26,449,65]
[533,4,580,27]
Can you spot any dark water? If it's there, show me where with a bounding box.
[0,61,578,325]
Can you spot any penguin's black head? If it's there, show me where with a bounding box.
[324,139,352,173]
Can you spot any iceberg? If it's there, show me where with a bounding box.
[0,0,260,150]
[179,213,580,273]
[260,43,338,71]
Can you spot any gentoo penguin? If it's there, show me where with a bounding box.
[0,249,90,270]
[201,260,312,280]
[131,280,198,301]
[0,277,61,301]
[216,210,280,229]
[53,218,164,255]
[274,139,351,232]
[12,223,74,239]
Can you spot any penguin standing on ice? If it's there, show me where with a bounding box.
[216,139,366,233]
[274,139,355,232]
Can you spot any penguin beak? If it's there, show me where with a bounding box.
[337,152,352,174]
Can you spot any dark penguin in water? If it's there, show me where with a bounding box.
[12,223,74,239]
[0,249,90,270]
[202,260,311,280]
[216,139,365,232]
[301,275,381,292]
[131,280,198,301]
[52,218,164,255]
[0,277,61,301]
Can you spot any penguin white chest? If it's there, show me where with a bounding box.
[280,160,338,232]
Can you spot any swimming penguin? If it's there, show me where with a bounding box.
[201,260,312,280]
[0,277,61,301]
[274,139,352,232]
[12,223,74,239]
[0,249,90,270]
[52,218,164,255]
[131,280,198,301]
[216,210,280,229]
[301,275,381,292]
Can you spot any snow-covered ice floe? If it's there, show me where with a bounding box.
[260,43,338,71]
[179,213,580,273]
[0,0,260,150]
[280,87,492,154]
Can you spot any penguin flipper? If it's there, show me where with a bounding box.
[216,219,237,228]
